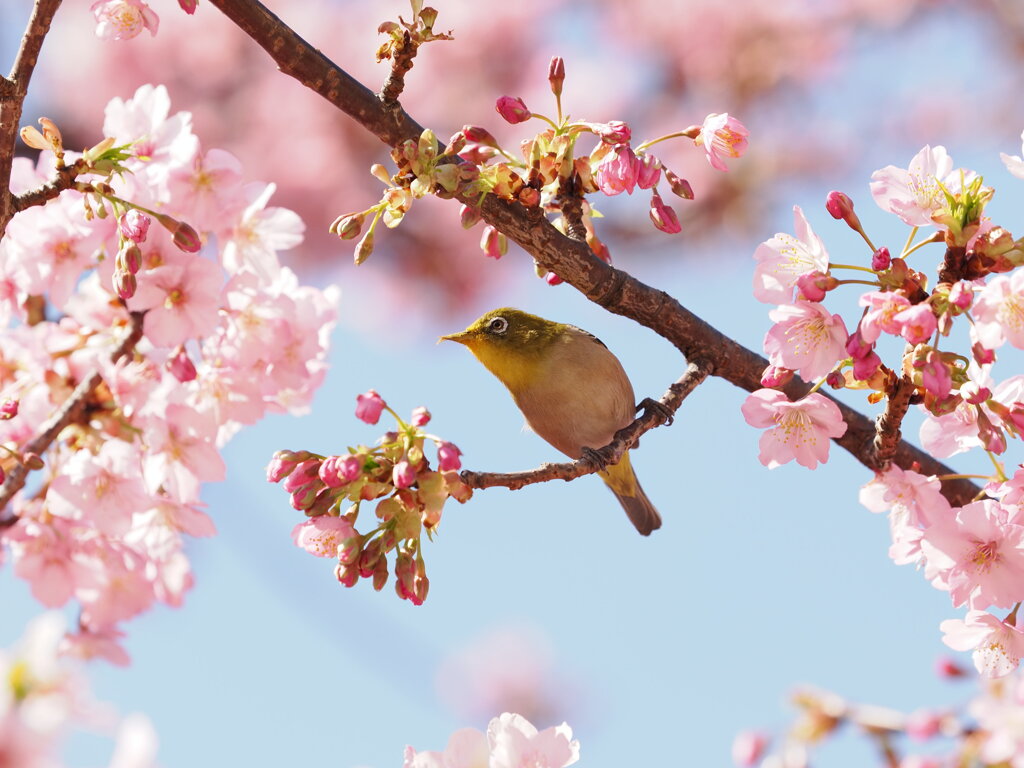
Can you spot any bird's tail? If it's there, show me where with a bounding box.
[598,451,662,536]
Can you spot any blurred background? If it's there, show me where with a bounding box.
[3,0,1024,765]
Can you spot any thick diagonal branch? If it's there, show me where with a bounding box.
[209,0,981,506]
[462,359,711,491]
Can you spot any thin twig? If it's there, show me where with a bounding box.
[380,30,417,105]
[0,312,145,523]
[461,360,711,491]
[0,0,64,233]
[869,374,915,469]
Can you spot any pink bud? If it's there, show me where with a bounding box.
[335,562,360,588]
[166,345,197,382]
[461,125,499,148]
[796,271,830,302]
[846,330,873,360]
[178,0,197,12]
[392,459,416,488]
[895,304,938,345]
[113,269,137,300]
[915,349,951,398]
[976,409,1007,454]
[905,710,943,742]
[282,459,320,494]
[544,271,563,286]
[825,191,860,230]
[959,381,991,405]
[445,132,466,156]
[852,350,882,381]
[437,441,462,471]
[871,247,891,271]
[411,407,431,427]
[826,371,845,389]
[459,204,481,230]
[548,56,565,97]
[760,365,793,388]
[355,389,386,424]
[934,655,967,679]
[972,342,996,366]
[480,226,507,259]
[595,144,640,196]
[119,209,151,243]
[636,154,661,189]
[664,169,693,199]
[949,281,973,310]
[119,244,142,275]
[648,191,681,234]
[329,213,364,241]
[266,450,312,483]
[495,96,531,124]
[171,220,202,253]
[595,120,631,144]
[0,398,19,420]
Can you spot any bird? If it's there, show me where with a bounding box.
[440,307,661,535]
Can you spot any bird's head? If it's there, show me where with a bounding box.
[440,308,563,388]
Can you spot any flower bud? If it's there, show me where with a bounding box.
[0,398,19,420]
[648,191,681,234]
[760,365,794,388]
[119,209,151,243]
[355,390,386,424]
[544,271,563,286]
[354,229,374,265]
[480,226,507,259]
[517,187,541,208]
[437,441,462,471]
[19,125,49,151]
[266,450,313,483]
[664,169,694,200]
[595,121,631,144]
[392,459,417,489]
[178,0,198,13]
[825,371,845,389]
[636,154,661,189]
[334,562,359,587]
[329,213,364,240]
[372,556,389,591]
[825,190,858,224]
[949,280,973,310]
[112,269,137,301]
[166,345,197,382]
[119,244,142,275]
[171,221,202,253]
[411,407,431,427]
[934,656,966,679]
[871,247,891,271]
[548,56,565,97]
[495,96,531,124]
[461,125,499,148]
[972,342,996,366]
[459,204,482,230]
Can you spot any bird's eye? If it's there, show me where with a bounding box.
[488,316,509,334]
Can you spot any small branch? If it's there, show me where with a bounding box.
[868,374,915,469]
[461,359,711,491]
[1,0,64,233]
[11,159,87,214]
[380,30,416,105]
[0,312,144,523]
[560,194,588,242]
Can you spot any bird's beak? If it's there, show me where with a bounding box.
[439,330,472,345]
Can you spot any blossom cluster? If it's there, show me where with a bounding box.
[268,390,470,605]
[0,613,158,768]
[744,142,1024,676]
[0,84,336,663]
[331,14,748,283]
[403,712,579,768]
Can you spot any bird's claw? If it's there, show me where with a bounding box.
[579,446,606,468]
[638,397,674,426]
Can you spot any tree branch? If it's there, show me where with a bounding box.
[208,0,982,507]
[0,0,63,234]
[462,359,711,491]
[0,312,145,524]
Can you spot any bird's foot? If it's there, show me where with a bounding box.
[638,397,674,426]
[578,446,607,469]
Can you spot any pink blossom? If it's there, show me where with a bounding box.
[91,0,159,40]
[752,206,829,305]
[871,247,892,271]
[220,182,303,282]
[732,731,769,767]
[119,209,151,243]
[972,271,1024,350]
[129,253,223,348]
[487,713,580,768]
[61,625,131,667]
[741,389,848,469]
[404,728,489,768]
[291,516,355,558]
[356,389,386,424]
[858,465,950,528]
[437,441,462,471]
[894,303,938,344]
[495,96,531,124]
[393,460,417,489]
[319,454,362,487]
[143,404,226,502]
[635,153,660,188]
[696,112,749,171]
[480,225,506,259]
[763,301,848,381]
[920,373,1024,458]
[915,349,952,398]
[920,499,1024,609]
[7,518,80,607]
[592,120,632,144]
[870,145,955,226]
[167,148,245,234]
[859,291,912,343]
[760,365,793,388]
[594,144,640,196]
[411,407,431,427]
[941,610,1024,677]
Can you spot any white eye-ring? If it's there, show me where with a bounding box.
[488,316,509,334]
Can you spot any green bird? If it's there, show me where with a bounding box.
[441,307,662,535]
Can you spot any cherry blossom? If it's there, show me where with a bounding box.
[753,206,830,305]
[942,611,1024,678]
[741,390,847,469]
[91,0,159,41]
[763,301,848,381]
[972,271,1024,350]
[695,112,749,171]
[870,145,958,227]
